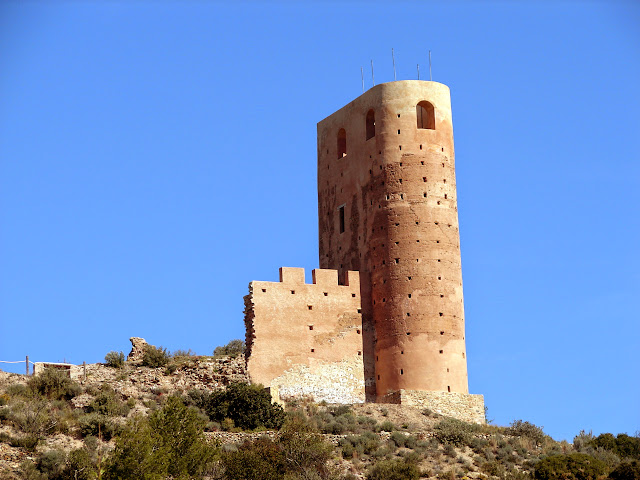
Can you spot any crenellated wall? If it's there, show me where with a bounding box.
[244,267,366,404]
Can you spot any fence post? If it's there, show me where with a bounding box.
[26,355,29,376]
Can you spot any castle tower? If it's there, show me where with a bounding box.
[317,80,468,400]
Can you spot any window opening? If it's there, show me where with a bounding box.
[400,369,404,375]
[366,110,375,140]
[291,290,295,294]
[309,325,314,330]
[337,128,347,158]
[339,205,345,234]
[261,288,266,292]
[416,101,435,129]
[308,305,313,310]
[448,386,451,392]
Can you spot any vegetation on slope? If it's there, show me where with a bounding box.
[1,340,638,480]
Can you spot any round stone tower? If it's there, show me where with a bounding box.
[317,80,468,400]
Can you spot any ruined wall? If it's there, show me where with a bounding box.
[317,81,468,398]
[244,267,365,404]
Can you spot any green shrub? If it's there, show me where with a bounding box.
[534,453,608,480]
[609,460,640,480]
[36,449,66,479]
[592,433,640,460]
[104,396,217,480]
[141,345,169,367]
[28,368,81,400]
[222,437,284,480]
[379,420,396,432]
[189,382,285,431]
[508,419,547,445]
[367,457,421,480]
[213,339,245,358]
[64,448,98,480]
[87,386,130,417]
[434,417,477,447]
[104,351,125,368]
[390,431,408,448]
[78,413,119,441]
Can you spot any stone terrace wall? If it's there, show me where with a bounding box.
[396,390,485,424]
[244,267,365,404]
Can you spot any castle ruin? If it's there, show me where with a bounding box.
[244,80,485,423]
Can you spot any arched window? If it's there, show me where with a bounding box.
[365,109,375,140]
[416,101,435,130]
[337,128,347,158]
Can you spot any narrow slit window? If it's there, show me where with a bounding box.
[337,128,347,158]
[447,386,451,392]
[339,205,345,234]
[400,369,404,375]
[366,109,375,140]
[416,101,435,129]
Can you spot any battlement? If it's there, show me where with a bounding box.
[244,267,365,404]
[278,267,360,289]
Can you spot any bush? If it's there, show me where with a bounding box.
[592,433,640,460]
[367,458,421,480]
[609,460,640,480]
[78,413,119,441]
[141,345,169,367]
[28,368,81,400]
[87,386,130,417]
[534,453,608,480]
[104,351,125,368]
[508,419,547,445]
[434,417,477,447]
[104,396,217,480]
[213,339,245,358]
[379,420,396,432]
[189,382,285,431]
[36,449,66,479]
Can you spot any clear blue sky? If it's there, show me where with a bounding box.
[1,1,638,442]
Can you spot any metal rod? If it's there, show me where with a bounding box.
[361,67,364,93]
[26,355,29,376]
[429,50,432,81]
[371,59,375,86]
[392,48,396,81]
[417,64,420,80]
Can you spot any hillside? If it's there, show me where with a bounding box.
[0,340,638,480]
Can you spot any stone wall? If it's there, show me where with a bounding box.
[245,267,365,404]
[393,389,485,424]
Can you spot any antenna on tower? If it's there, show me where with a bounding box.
[429,50,432,81]
[361,67,364,93]
[417,64,420,80]
[371,60,375,86]
[392,48,396,81]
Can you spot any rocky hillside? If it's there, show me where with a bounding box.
[0,339,638,480]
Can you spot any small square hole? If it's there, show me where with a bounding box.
[308,305,313,310]
[440,331,444,335]
[311,348,315,352]
[397,114,400,118]
[439,312,443,316]
[406,332,411,335]
[309,325,314,330]
[408,293,411,298]
[423,177,427,182]
[395,258,399,263]
[406,312,410,316]
[261,288,266,292]
[323,292,328,296]
[358,351,362,355]
[352,293,356,297]
[291,290,295,294]
[357,308,362,313]
[439,350,443,354]
[356,329,361,334]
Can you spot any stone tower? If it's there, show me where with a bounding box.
[317,80,468,400]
